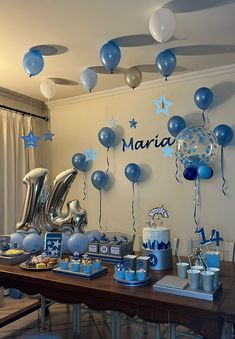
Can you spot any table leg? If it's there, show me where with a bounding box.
[170,323,176,339]
[112,311,120,339]
[155,323,161,339]
[40,295,46,328]
[73,304,81,335]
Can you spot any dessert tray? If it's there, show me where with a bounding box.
[0,252,31,265]
[113,275,151,286]
[53,265,108,280]
[20,262,58,271]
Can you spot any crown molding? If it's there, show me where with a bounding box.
[48,64,235,108]
[0,86,47,112]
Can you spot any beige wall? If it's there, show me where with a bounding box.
[48,65,235,255]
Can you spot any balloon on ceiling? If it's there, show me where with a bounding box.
[124,67,142,89]
[40,79,57,99]
[80,68,98,92]
[156,49,177,80]
[100,41,121,73]
[149,8,177,43]
[23,50,44,77]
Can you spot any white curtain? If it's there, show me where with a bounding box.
[0,108,44,234]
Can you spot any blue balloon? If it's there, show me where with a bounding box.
[194,87,213,110]
[167,115,186,137]
[91,170,108,190]
[72,153,87,171]
[197,164,213,179]
[67,233,89,254]
[183,166,198,181]
[23,234,43,253]
[156,49,176,79]
[214,124,233,147]
[23,50,44,77]
[86,230,103,243]
[80,68,98,92]
[100,41,121,73]
[125,163,141,183]
[10,232,25,249]
[98,127,115,148]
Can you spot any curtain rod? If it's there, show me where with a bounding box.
[0,104,49,121]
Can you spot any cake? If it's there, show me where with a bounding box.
[142,226,171,250]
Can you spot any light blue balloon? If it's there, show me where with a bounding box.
[197,164,213,179]
[10,232,25,249]
[91,170,108,190]
[61,233,70,254]
[98,127,115,148]
[67,233,89,254]
[194,87,213,110]
[86,230,102,243]
[156,49,176,79]
[214,124,233,147]
[167,115,186,137]
[23,50,44,77]
[23,234,43,253]
[124,163,141,183]
[100,41,121,73]
[72,153,87,171]
[80,68,98,92]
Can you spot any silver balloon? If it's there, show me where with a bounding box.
[124,67,142,89]
[16,168,48,233]
[44,168,88,233]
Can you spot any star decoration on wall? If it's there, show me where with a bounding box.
[84,147,98,161]
[21,130,40,148]
[107,116,118,128]
[129,118,138,128]
[153,95,173,116]
[44,130,54,141]
[162,145,174,158]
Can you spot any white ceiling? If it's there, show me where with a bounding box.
[1,0,235,102]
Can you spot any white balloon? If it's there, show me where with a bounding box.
[149,8,177,43]
[40,79,56,99]
[80,68,97,92]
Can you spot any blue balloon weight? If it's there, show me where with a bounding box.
[125,163,141,183]
[10,232,25,249]
[86,230,103,243]
[100,41,121,73]
[23,50,44,77]
[214,124,233,147]
[23,234,43,253]
[91,170,108,190]
[167,115,186,137]
[98,127,115,148]
[67,233,89,254]
[194,87,213,110]
[61,233,70,254]
[183,166,198,181]
[197,164,213,179]
[156,49,176,79]
[72,153,87,171]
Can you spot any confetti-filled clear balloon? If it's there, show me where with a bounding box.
[176,126,218,167]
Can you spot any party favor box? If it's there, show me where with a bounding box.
[88,243,99,254]
[109,242,127,256]
[44,233,62,258]
[205,251,220,268]
[136,256,150,274]
[123,255,137,270]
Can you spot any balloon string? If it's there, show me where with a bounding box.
[132,182,136,233]
[82,171,87,201]
[194,177,201,231]
[202,109,206,127]
[175,157,180,183]
[106,148,110,175]
[99,189,103,231]
[221,146,228,196]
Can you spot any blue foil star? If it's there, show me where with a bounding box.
[44,131,54,141]
[84,147,98,161]
[162,145,174,158]
[129,118,138,128]
[21,130,40,148]
[153,95,173,116]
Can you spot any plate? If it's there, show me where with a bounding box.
[113,275,151,286]
[20,262,58,271]
[2,251,25,257]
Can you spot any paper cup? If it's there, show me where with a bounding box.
[71,262,80,272]
[125,270,135,281]
[136,270,147,281]
[116,270,125,280]
[191,265,204,271]
[208,267,220,289]
[93,261,102,270]
[176,262,189,279]
[201,271,215,292]
[83,265,92,274]
[187,269,200,289]
[60,261,68,270]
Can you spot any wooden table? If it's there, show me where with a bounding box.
[0,257,235,339]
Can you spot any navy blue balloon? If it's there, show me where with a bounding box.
[214,124,233,147]
[91,170,108,190]
[183,166,198,181]
[125,163,141,183]
[197,164,213,179]
[194,87,213,110]
[98,127,115,148]
[100,41,121,73]
[156,49,176,79]
[23,50,44,77]
[167,115,186,137]
[72,153,87,171]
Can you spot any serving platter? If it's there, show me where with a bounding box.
[20,262,58,271]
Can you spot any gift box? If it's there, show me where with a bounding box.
[123,255,137,270]
[109,242,127,256]
[205,251,220,268]
[88,243,99,254]
[136,256,150,275]
[99,243,110,255]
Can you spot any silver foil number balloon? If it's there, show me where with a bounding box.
[16,168,48,233]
